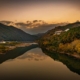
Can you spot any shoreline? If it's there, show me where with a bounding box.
[0,42,38,54]
[40,46,80,60]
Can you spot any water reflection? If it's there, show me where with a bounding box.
[42,49,80,75]
[0,44,38,64]
[0,47,80,80]
[18,48,47,61]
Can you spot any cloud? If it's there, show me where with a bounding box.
[18,52,47,61]
[0,21,13,25]
[15,20,47,29]
[26,23,67,34]
[26,21,31,24]
[33,20,38,23]
[15,20,67,34]
[17,48,47,61]
[15,22,31,27]
[0,20,68,34]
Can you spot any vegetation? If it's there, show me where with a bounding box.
[0,42,20,54]
[39,22,80,58]
[60,27,80,43]
[0,23,37,41]
[0,45,9,53]
[0,44,38,64]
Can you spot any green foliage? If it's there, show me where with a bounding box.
[60,27,80,43]
[39,25,80,55]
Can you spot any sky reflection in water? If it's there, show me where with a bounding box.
[0,48,80,80]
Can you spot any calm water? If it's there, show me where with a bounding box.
[0,46,80,80]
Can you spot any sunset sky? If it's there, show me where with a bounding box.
[0,0,80,34]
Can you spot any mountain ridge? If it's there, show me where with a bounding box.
[0,23,37,41]
[38,21,80,59]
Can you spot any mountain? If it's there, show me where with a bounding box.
[44,21,80,37]
[38,21,80,59]
[35,33,46,38]
[0,23,37,41]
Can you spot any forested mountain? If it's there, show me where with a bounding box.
[44,21,80,37]
[0,23,37,41]
[39,21,80,58]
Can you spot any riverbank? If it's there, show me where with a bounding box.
[38,26,80,59]
[38,39,80,59]
[0,42,38,54]
[39,45,80,59]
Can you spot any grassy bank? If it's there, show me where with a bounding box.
[0,41,20,54]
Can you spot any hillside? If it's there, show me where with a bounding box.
[39,22,80,59]
[43,21,80,38]
[0,23,37,41]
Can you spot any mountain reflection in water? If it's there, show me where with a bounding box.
[0,45,80,80]
[0,44,38,64]
[42,49,80,75]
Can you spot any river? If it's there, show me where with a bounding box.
[0,45,80,80]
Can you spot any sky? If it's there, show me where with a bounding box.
[0,0,80,34]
